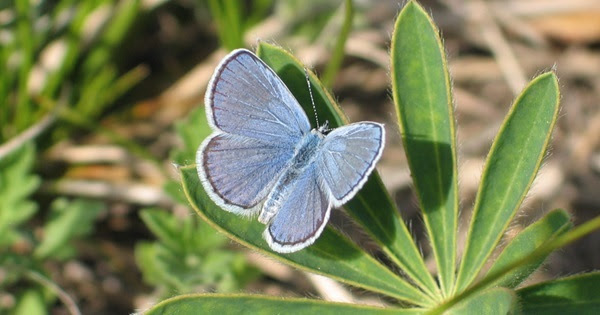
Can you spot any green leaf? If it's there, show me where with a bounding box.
[140,242,194,292]
[166,105,213,205]
[140,209,187,252]
[12,288,47,315]
[141,208,228,254]
[137,208,258,296]
[321,0,354,87]
[207,0,244,51]
[14,0,35,131]
[163,180,188,205]
[181,167,432,306]
[456,72,560,292]
[391,0,458,297]
[81,0,141,75]
[486,209,572,288]
[171,105,213,166]
[256,41,438,301]
[517,272,600,314]
[443,288,516,315]
[34,198,104,260]
[41,1,100,98]
[256,42,345,128]
[146,294,423,315]
[0,142,39,248]
[135,241,164,287]
[433,215,600,315]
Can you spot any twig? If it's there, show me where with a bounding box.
[499,0,600,17]
[469,0,527,95]
[304,272,355,303]
[42,179,173,206]
[491,5,548,47]
[25,269,81,315]
[0,113,56,160]
[346,36,389,69]
[45,144,129,164]
[36,95,167,176]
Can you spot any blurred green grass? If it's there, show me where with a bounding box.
[1,0,142,143]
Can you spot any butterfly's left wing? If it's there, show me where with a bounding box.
[198,133,295,215]
[317,122,385,207]
[198,49,310,215]
[264,163,331,253]
[205,49,311,145]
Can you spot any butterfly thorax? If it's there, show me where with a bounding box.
[258,130,324,224]
[292,130,325,168]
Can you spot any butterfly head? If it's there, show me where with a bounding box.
[317,120,331,135]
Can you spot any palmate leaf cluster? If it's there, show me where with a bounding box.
[0,143,104,313]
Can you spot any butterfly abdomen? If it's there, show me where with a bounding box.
[258,131,324,224]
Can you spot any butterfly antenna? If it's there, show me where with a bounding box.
[304,68,319,128]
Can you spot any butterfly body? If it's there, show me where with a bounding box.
[259,129,325,224]
[197,49,385,253]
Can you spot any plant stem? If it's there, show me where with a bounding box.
[25,269,82,315]
[427,214,600,314]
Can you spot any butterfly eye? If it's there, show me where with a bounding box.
[318,121,332,135]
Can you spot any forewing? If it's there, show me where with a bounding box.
[205,49,311,145]
[317,122,385,206]
[197,133,294,215]
[264,164,331,253]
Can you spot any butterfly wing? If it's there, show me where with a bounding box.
[317,122,385,206]
[205,49,311,145]
[197,133,295,214]
[264,163,331,253]
[198,49,310,214]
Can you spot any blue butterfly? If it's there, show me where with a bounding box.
[197,49,385,253]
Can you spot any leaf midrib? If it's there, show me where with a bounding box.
[309,240,429,304]
[462,81,553,288]
[353,187,437,299]
[413,13,449,293]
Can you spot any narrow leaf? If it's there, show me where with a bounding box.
[321,0,354,87]
[517,272,600,314]
[0,142,39,245]
[431,215,600,314]
[146,294,423,315]
[182,167,432,306]
[12,289,46,315]
[391,0,458,296]
[171,106,212,165]
[456,72,560,292]
[135,242,164,286]
[486,209,572,288]
[34,198,104,259]
[257,42,438,299]
[139,209,184,251]
[443,288,516,315]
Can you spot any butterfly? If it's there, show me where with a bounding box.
[197,49,385,253]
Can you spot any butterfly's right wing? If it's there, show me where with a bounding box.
[205,49,311,145]
[317,122,385,207]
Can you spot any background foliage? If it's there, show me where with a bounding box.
[0,0,599,313]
